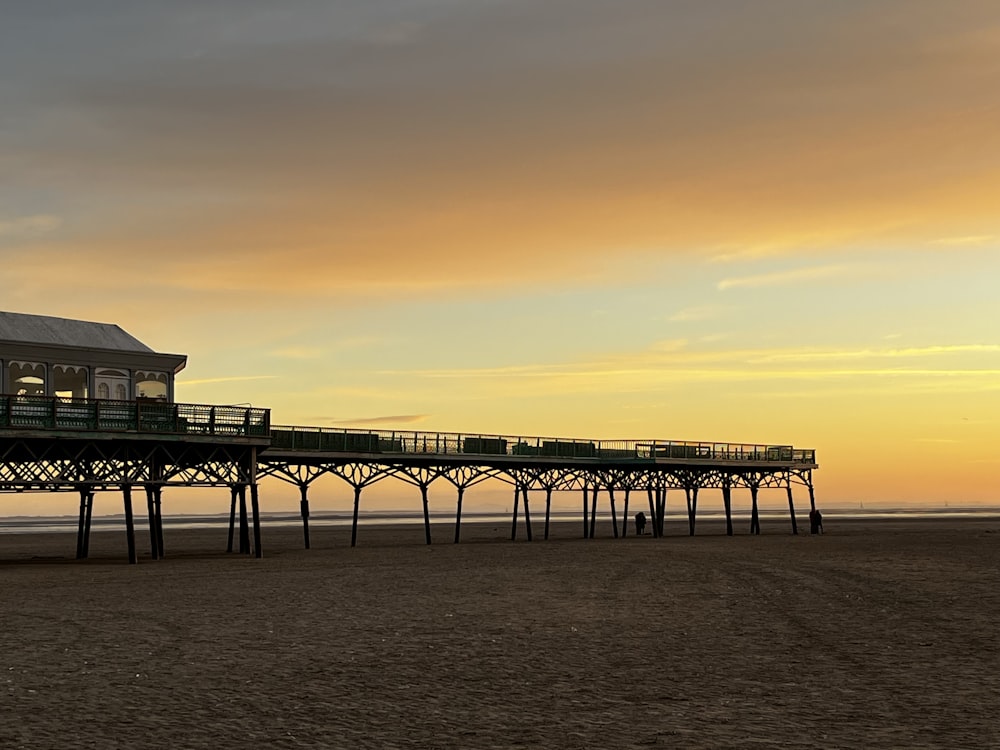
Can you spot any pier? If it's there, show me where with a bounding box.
[0,311,818,562]
[0,395,818,562]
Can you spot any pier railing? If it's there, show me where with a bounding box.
[269,426,816,464]
[0,395,271,438]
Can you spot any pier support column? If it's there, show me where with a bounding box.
[543,487,553,540]
[238,485,250,555]
[146,487,160,560]
[454,486,465,544]
[647,488,659,538]
[622,489,630,537]
[227,486,237,553]
[123,485,137,565]
[582,485,589,538]
[786,481,799,535]
[522,485,533,542]
[589,481,598,539]
[299,484,311,550]
[750,485,761,536]
[81,490,95,559]
[75,488,89,560]
[153,487,165,559]
[686,487,698,536]
[250,483,263,558]
[609,487,619,539]
[351,486,363,548]
[808,479,817,512]
[657,489,667,537]
[510,485,520,541]
[421,484,432,546]
[723,479,733,536]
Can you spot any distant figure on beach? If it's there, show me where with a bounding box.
[635,511,647,535]
[809,509,824,535]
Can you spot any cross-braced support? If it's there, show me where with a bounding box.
[393,466,446,546]
[676,471,702,536]
[256,463,328,549]
[324,463,392,548]
[533,470,560,540]
[440,466,494,543]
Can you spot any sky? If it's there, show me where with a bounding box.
[2,1,999,517]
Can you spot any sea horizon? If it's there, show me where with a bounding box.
[2,505,999,534]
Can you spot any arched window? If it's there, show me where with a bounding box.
[96,368,130,402]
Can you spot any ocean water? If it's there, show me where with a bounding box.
[1,507,998,534]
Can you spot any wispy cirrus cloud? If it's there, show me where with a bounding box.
[929,235,997,246]
[314,414,429,426]
[268,336,383,359]
[717,264,859,291]
[668,306,728,322]
[374,337,1000,399]
[749,344,1000,363]
[176,374,277,385]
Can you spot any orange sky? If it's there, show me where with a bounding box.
[1,1,999,515]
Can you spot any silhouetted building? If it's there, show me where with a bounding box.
[0,311,186,402]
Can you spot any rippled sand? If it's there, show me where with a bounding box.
[2,517,998,749]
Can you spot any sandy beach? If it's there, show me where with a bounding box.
[1,517,998,749]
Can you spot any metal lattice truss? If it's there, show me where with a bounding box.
[0,437,257,491]
[258,456,815,496]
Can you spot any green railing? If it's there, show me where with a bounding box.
[0,395,270,438]
[270,426,816,464]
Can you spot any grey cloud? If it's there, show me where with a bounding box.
[2,0,998,304]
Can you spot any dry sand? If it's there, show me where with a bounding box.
[1,517,999,749]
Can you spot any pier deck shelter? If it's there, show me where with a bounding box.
[0,312,269,563]
[0,311,186,402]
[0,312,819,563]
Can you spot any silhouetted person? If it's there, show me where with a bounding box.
[809,509,824,534]
[635,511,647,535]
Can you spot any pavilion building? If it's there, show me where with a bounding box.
[0,311,186,402]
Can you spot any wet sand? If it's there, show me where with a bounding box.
[2,517,999,749]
